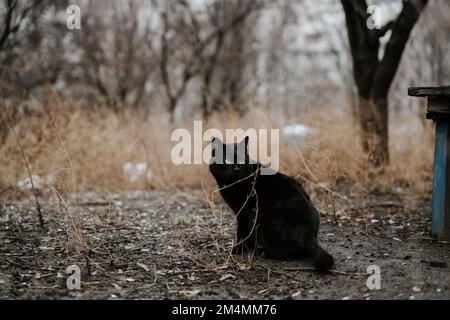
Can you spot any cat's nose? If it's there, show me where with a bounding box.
[233,166,240,171]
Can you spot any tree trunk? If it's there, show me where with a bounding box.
[358,97,389,166]
[341,0,428,167]
[201,94,213,120]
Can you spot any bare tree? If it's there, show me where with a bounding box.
[341,0,428,166]
[0,1,67,145]
[158,0,263,122]
[205,1,262,115]
[0,0,40,53]
[69,0,156,110]
[0,1,66,87]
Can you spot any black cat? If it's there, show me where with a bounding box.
[209,136,334,272]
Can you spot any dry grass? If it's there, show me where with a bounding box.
[0,95,434,198]
[0,94,436,280]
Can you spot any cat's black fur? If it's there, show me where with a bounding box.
[209,136,334,272]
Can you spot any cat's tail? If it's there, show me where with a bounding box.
[312,245,334,272]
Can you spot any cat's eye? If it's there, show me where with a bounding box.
[225,159,232,164]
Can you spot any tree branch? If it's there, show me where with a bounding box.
[0,0,42,53]
[341,0,379,98]
[0,0,18,52]
[377,21,395,38]
[371,0,428,98]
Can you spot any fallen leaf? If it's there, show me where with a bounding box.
[39,246,54,251]
[188,274,197,281]
[239,264,252,271]
[258,289,269,295]
[292,291,302,298]
[120,277,135,282]
[219,274,235,282]
[179,289,200,297]
[216,265,230,270]
[137,262,149,272]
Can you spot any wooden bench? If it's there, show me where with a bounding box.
[409,86,450,240]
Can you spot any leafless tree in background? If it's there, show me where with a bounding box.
[341,0,428,167]
[0,0,445,133]
[68,0,156,111]
[0,0,42,54]
[260,1,298,117]
[0,1,67,92]
[0,0,67,144]
[158,0,263,122]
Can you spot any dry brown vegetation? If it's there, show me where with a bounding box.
[0,93,434,199]
[0,1,447,301]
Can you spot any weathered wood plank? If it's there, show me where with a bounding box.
[431,121,450,239]
[410,86,450,240]
[445,125,450,240]
[409,86,450,97]
[428,97,450,114]
[426,113,450,121]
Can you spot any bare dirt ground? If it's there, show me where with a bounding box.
[0,189,448,300]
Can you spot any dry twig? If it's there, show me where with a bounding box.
[1,92,44,227]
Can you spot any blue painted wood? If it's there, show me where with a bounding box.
[432,121,449,238]
[408,87,450,239]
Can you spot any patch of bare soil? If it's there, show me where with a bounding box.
[0,190,448,300]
